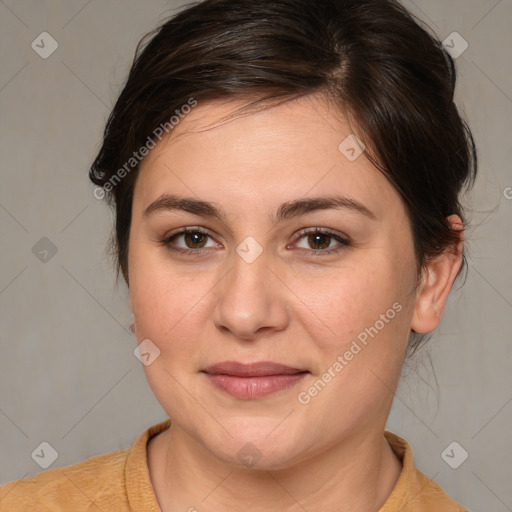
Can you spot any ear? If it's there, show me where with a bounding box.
[410,214,464,334]
[128,297,136,334]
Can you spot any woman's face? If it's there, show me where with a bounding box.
[128,94,420,469]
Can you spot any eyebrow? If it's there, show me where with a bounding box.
[142,194,377,222]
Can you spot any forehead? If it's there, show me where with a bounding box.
[134,93,403,221]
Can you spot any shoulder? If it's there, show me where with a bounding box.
[0,419,171,512]
[0,448,130,511]
[381,431,468,512]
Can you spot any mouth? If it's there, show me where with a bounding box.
[201,361,309,399]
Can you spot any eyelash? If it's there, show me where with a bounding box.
[159,227,350,257]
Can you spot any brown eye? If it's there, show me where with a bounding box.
[160,227,218,255]
[294,228,350,255]
[182,231,208,249]
[307,233,332,251]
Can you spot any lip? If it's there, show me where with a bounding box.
[202,361,309,399]
[203,361,307,377]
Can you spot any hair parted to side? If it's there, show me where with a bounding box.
[89,0,477,354]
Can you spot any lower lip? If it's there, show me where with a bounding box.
[204,373,308,399]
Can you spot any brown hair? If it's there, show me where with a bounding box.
[89,0,477,352]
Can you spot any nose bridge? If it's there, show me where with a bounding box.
[213,242,289,338]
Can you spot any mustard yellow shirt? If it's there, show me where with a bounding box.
[0,419,468,511]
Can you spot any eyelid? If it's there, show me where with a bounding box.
[292,226,349,243]
[162,226,221,249]
[160,225,351,256]
[290,227,350,254]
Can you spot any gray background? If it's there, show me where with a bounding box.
[0,0,511,510]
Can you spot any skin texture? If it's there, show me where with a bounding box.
[127,93,463,511]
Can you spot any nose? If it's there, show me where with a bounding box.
[212,250,290,341]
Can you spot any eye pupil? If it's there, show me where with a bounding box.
[185,232,207,248]
[309,233,330,250]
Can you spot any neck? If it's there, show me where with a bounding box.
[148,422,402,512]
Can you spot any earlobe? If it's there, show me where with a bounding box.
[128,297,136,335]
[410,215,464,334]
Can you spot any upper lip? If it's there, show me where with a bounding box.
[202,361,308,377]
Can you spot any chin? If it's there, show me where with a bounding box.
[198,419,309,471]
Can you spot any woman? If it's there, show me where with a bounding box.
[0,0,476,510]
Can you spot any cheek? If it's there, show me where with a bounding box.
[131,270,209,353]
[128,250,213,418]
[293,282,410,435]
[128,238,208,353]
[294,261,406,347]
[291,258,413,407]
[130,238,414,357]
